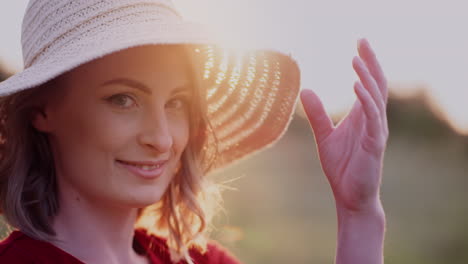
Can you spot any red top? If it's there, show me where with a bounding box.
[0,228,241,264]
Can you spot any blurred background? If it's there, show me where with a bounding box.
[1,1,468,263]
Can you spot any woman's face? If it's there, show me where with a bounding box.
[34,45,192,208]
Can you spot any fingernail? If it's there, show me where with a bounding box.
[357,38,363,49]
[359,37,369,45]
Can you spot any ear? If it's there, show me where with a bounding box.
[31,106,54,133]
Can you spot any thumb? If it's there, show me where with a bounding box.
[300,89,334,143]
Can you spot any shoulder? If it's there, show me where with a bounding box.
[0,230,81,264]
[0,230,37,263]
[134,228,242,264]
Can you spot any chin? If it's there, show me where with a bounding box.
[119,188,166,208]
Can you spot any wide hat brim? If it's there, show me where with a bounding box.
[0,17,301,175]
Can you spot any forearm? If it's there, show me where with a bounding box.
[335,200,386,264]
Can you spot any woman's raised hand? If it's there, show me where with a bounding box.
[300,38,388,214]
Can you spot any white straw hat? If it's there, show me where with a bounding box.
[0,0,301,174]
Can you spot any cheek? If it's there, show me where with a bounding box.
[61,108,132,153]
[53,104,134,180]
[169,115,190,157]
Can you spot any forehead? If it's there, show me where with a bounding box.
[61,44,191,91]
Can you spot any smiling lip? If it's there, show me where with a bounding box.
[116,159,168,179]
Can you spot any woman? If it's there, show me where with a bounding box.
[0,0,388,263]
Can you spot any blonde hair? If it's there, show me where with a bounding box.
[0,45,223,263]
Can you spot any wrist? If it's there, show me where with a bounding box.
[336,197,385,220]
[335,199,386,264]
[336,198,386,236]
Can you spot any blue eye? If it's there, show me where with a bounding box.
[107,94,136,109]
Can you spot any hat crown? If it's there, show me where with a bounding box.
[20,0,181,68]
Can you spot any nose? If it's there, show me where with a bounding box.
[138,109,173,154]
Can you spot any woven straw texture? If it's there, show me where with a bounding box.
[0,0,301,174]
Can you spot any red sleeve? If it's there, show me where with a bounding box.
[190,239,242,264]
[135,228,243,264]
[0,231,37,264]
[0,230,83,264]
[0,243,33,264]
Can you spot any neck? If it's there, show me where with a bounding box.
[49,181,146,264]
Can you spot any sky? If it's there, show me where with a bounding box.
[1,0,467,133]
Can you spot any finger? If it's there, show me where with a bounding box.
[352,56,385,117]
[354,81,381,139]
[300,89,334,143]
[357,38,388,104]
[358,39,389,133]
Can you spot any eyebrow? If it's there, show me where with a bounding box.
[100,78,191,95]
